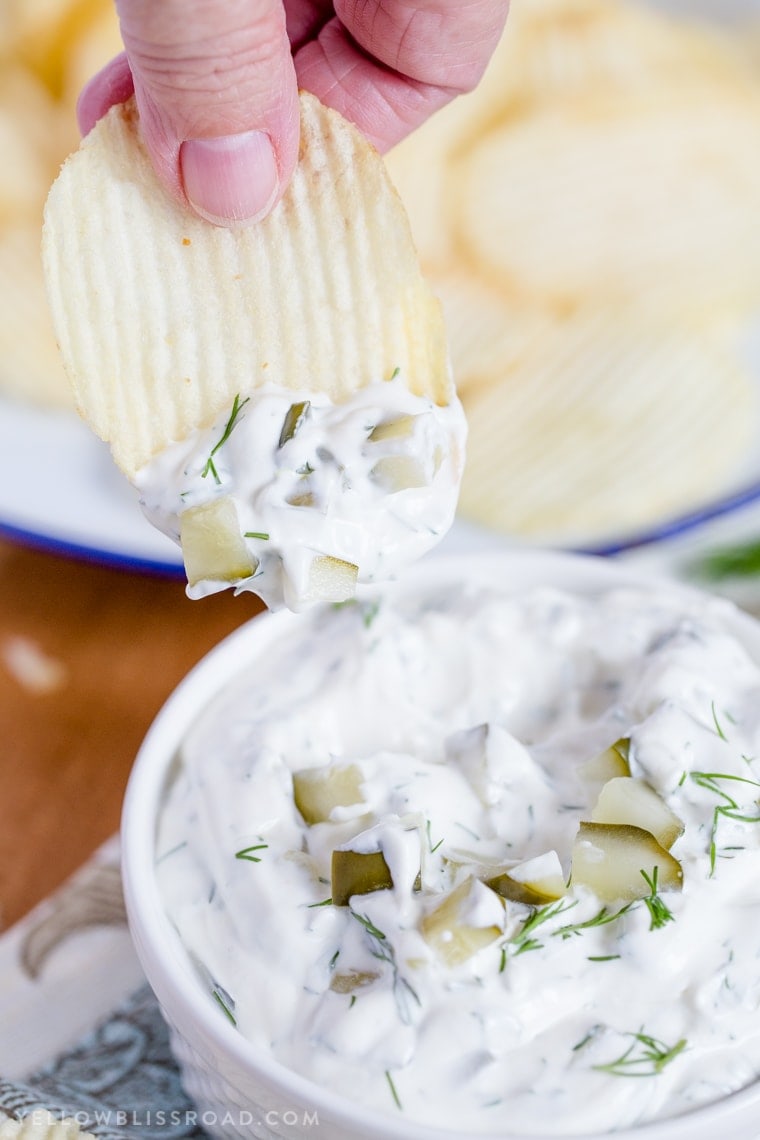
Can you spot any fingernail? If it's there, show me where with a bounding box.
[180,130,279,226]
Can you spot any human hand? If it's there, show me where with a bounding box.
[77,0,508,227]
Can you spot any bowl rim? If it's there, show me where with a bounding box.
[121,549,760,1140]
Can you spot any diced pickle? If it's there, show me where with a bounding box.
[591,777,684,850]
[370,455,428,492]
[421,877,504,966]
[487,851,566,905]
[293,763,364,825]
[329,970,379,994]
[571,821,682,903]
[278,400,310,447]
[308,556,358,603]
[368,414,417,442]
[579,737,631,783]
[331,849,393,907]
[180,496,257,586]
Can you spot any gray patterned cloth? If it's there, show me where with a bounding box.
[0,987,207,1140]
[0,841,208,1140]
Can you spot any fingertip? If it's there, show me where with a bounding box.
[77,52,135,136]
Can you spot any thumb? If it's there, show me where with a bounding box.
[115,0,300,225]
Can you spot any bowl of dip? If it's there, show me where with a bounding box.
[121,551,760,1140]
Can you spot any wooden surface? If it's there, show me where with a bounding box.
[0,537,263,931]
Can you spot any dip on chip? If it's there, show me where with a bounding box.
[42,93,465,611]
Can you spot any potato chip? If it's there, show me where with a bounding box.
[429,269,547,398]
[42,92,451,478]
[387,0,758,271]
[455,86,760,315]
[0,67,65,222]
[60,1,123,113]
[1,0,111,97]
[0,224,72,408]
[458,307,756,542]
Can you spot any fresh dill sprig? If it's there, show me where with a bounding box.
[235,843,268,863]
[557,902,632,940]
[593,1031,687,1078]
[499,899,577,970]
[155,840,188,865]
[362,599,381,629]
[212,986,237,1025]
[640,867,674,930]
[201,393,250,482]
[425,819,444,854]
[501,870,674,972]
[351,910,420,1022]
[385,1070,402,1110]
[680,769,760,874]
[307,896,333,908]
[711,700,729,742]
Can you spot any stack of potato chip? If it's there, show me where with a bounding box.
[0,0,120,407]
[387,0,760,543]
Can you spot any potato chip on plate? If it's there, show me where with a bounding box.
[458,305,756,542]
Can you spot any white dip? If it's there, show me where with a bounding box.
[156,575,760,1135]
[135,373,465,611]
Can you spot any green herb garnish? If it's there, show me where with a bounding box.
[499,899,577,970]
[680,769,760,874]
[385,1070,402,1110]
[711,701,729,742]
[202,393,250,482]
[594,1031,687,1078]
[212,987,237,1025]
[640,867,674,930]
[244,531,269,541]
[502,868,674,971]
[351,910,420,1021]
[362,599,381,629]
[307,896,333,908]
[425,819,444,854]
[557,902,632,939]
[235,843,268,862]
[690,537,760,583]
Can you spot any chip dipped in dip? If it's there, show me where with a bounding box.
[142,553,760,1138]
[136,371,465,611]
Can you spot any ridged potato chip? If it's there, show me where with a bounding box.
[43,93,451,478]
[385,0,760,545]
[458,308,756,541]
[455,87,760,314]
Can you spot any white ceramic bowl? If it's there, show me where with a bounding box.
[122,551,760,1140]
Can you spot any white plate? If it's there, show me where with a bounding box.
[0,398,183,573]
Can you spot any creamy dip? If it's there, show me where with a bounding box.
[135,374,465,611]
[156,575,760,1135]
